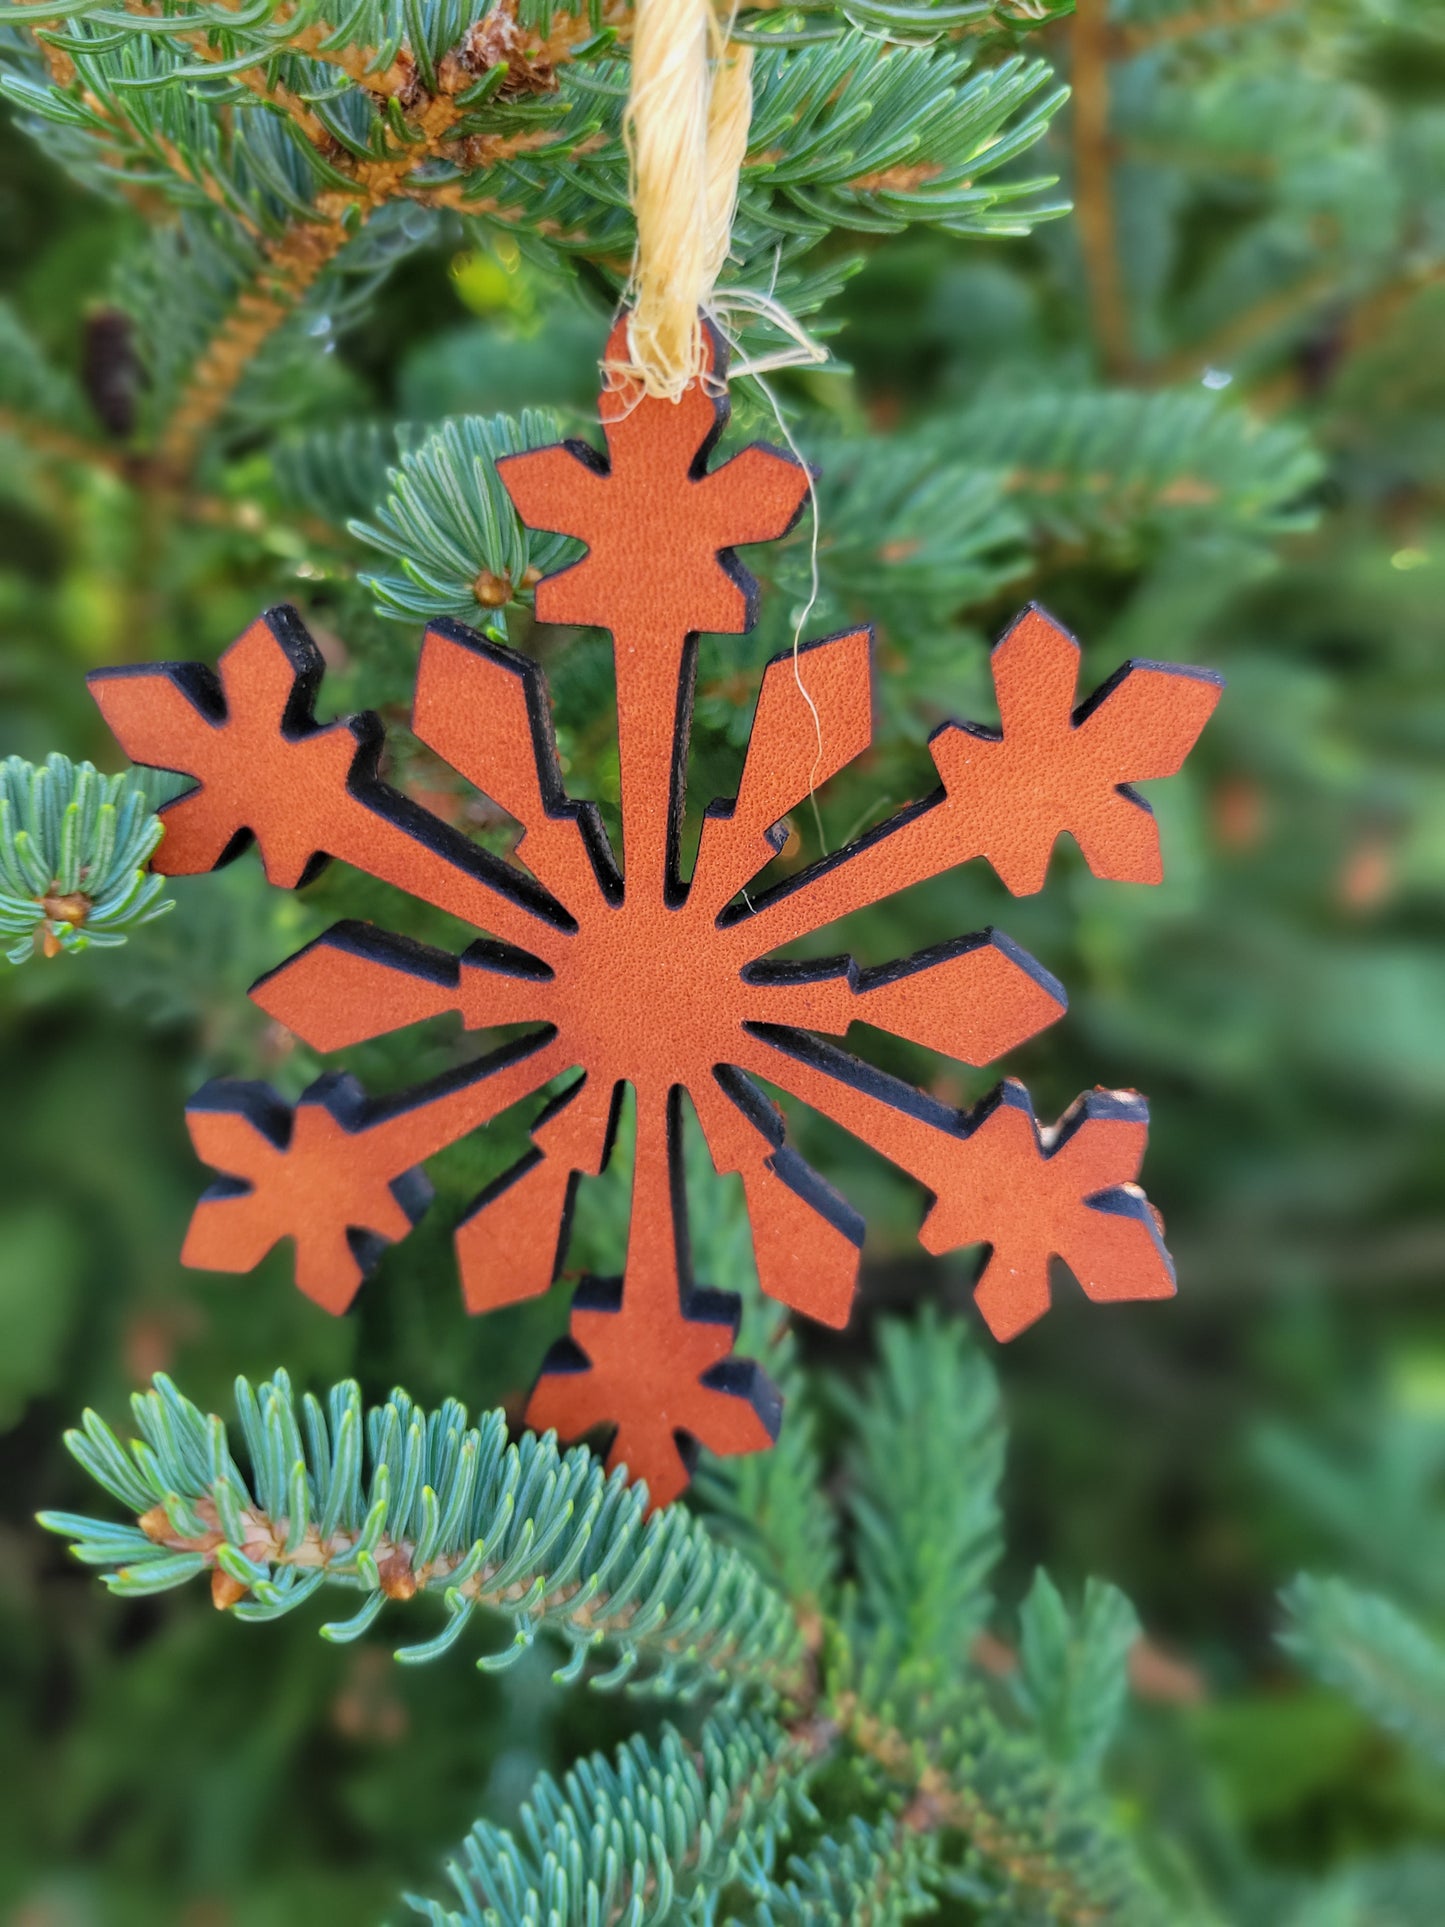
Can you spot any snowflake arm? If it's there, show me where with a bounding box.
[498,317,811,643]
[183,1032,567,1314]
[690,626,874,920]
[739,1026,1173,1341]
[455,1071,620,1315]
[724,606,1223,955]
[498,318,809,902]
[88,609,572,963]
[692,1064,865,1332]
[250,922,554,1053]
[525,1087,781,1510]
[412,621,621,912]
[741,930,1066,1066]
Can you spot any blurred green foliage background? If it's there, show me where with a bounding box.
[0,2,1443,1921]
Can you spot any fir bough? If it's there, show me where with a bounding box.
[410,1713,809,1926]
[44,1319,1188,1924]
[0,753,173,962]
[43,1370,809,1698]
[1281,1574,1445,1771]
[0,6,1070,483]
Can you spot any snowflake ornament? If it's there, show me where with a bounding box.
[91,318,1222,1506]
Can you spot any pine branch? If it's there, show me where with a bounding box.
[1282,1575,1445,1770]
[1148,269,1340,387]
[829,1685,1174,1926]
[1245,260,1445,414]
[1070,2,1132,378]
[408,1711,815,1926]
[819,1323,1171,1922]
[271,416,401,528]
[1333,258,1445,369]
[789,434,1027,629]
[158,208,353,477]
[41,1343,1181,1920]
[109,206,425,453]
[742,0,1067,44]
[0,297,102,438]
[23,0,612,125]
[0,298,132,473]
[1012,1571,1140,1778]
[137,107,566,472]
[739,41,1067,240]
[758,385,1320,637]
[41,1371,811,1700]
[1,17,1069,479]
[1256,1416,1445,1617]
[843,1311,1005,1680]
[1112,0,1294,55]
[354,409,576,630]
[1279,1851,1445,1927]
[740,1817,936,1927]
[0,404,120,472]
[953,386,1323,551]
[0,755,174,964]
[6,12,602,474]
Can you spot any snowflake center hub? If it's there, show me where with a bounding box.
[562,894,738,1090]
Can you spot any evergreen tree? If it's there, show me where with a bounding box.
[2,0,1443,1920]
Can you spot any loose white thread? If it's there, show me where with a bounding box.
[751,366,829,858]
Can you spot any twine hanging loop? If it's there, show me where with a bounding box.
[619,0,752,399]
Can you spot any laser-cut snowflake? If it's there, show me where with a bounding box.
[91,319,1222,1506]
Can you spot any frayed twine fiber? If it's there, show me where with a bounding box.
[618,0,753,400]
[615,0,830,836]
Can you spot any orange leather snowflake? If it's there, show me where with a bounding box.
[91,319,1222,1505]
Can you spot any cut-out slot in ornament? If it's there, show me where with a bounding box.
[91,316,1222,1507]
